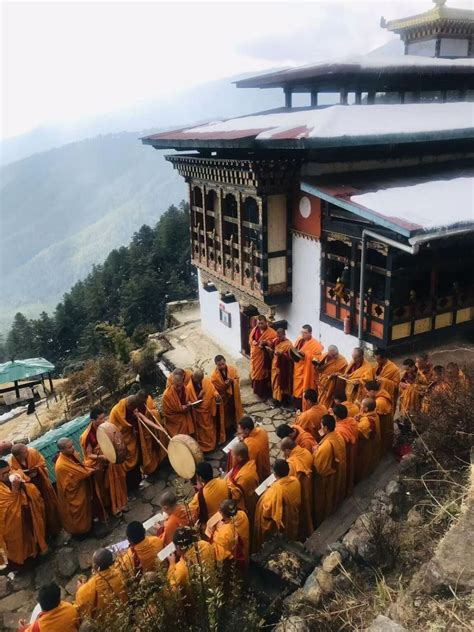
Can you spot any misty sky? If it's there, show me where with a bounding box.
[2,0,472,139]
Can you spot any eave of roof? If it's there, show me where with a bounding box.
[384,6,474,32]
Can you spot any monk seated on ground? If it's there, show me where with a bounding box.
[276,423,316,453]
[18,581,79,632]
[167,526,215,593]
[75,548,127,619]
[210,499,250,569]
[158,490,193,546]
[189,462,229,526]
[119,520,163,577]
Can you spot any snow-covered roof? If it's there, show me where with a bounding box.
[301,172,474,238]
[143,102,473,148]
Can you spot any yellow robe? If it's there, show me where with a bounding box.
[292,425,317,452]
[226,459,259,521]
[162,384,194,436]
[287,445,314,540]
[371,360,400,413]
[292,336,324,404]
[374,389,393,455]
[75,566,127,618]
[335,418,359,497]
[344,359,372,403]
[270,338,294,401]
[253,476,301,552]
[186,377,225,453]
[249,325,277,382]
[159,505,193,547]
[355,412,381,483]
[313,431,347,526]
[316,353,348,409]
[168,540,215,591]
[211,365,243,434]
[0,476,47,565]
[189,477,229,523]
[22,601,79,631]
[212,511,250,565]
[245,427,271,483]
[54,451,94,535]
[296,404,328,438]
[399,372,428,415]
[119,535,163,577]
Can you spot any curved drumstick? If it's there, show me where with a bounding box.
[143,407,172,440]
[136,413,169,453]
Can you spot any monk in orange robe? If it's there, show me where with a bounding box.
[18,582,79,632]
[343,347,373,404]
[166,367,192,388]
[75,548,126,618]
[365,380,393,455]
[119,520,163,577]
[415,352,434,382]
[421,365,450,413]
[0,460,47,566]
[253,459,301,552]
[313,414,347,526]
[249,315,277,399]
[354,399,381,483]
[10,444,61,535]
[333,398,360,418]
[109,390,164,491]
[282,438,314,539]
[276,423,317,453]
[295,389,327,438]
[371,349,400,414]
[233,416,271,482]
[167,527,215,592]
[333,404,358,496]
[315,345,348,409]
[158,490,193,546]
[399,359,428,415]
[226,442,258,521]
[211,355,243,437]
[189,462,229,524]
[211,499,250,567]
[268,328,293,406]
[292,324,324,411]
[80,406,127,517]
[445,362,470,391]
[54,438,97,535]
[162,369,194,437]
[186,369,225,453]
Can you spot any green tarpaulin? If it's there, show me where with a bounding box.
[0,358,55,385]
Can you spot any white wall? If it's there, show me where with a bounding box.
[197,270,242,356]
[319,321,360,360]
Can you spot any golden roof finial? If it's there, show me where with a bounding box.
[433,0,447,7]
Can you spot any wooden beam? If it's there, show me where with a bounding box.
[310,91,318,107]
[284,88,292,108]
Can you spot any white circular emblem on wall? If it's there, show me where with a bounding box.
[299,196,311,219]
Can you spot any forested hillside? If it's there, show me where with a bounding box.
[0,203,196,368]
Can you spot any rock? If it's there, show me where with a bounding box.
[55,547,79,579]
[304,585,323,607]
[274,616,310,632]
[406,507,423,526]
[262,417,273,426]
[326,542,350,563]
[78,551,93,571]
[244,403,268,413]
[322,551,342,573]
[342,514,377,565]
[11,570,34,592]
[64,573,83,596]
[3,611,31,630]
[315,568,333,594]
[366,614,407,631]
[398,453,417,473]
[140,484,157,501]
[35,560,56,588]
[0,575,12,598]
[0,589,35,612]
[124,502,154,523]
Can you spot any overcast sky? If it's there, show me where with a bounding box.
[1,0,472,139]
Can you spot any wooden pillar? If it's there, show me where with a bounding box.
[441,90,447,103]
[201,185,208,267]
[284,88,292,108]
[237,192,243,285]
[399,92,405,104]
[310,91,318,107]
[339,88,348,105]
[355,91,362,105]
[367,91,375,105]
[14,380,20,399]
[218,188,224,274]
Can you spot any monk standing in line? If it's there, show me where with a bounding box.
[226,442,259,521]
[234,416,271,483]
[54,438,96,536]
[355,398,381,483]
[186,369,225,453]
[276,423,317,453]
[343,347,372,405]
[119,521,163,577]
[422,365,449,413]
[365,380,393,455]
[333,404,358,497]
[211,499,250,568]
[158,491,193,546]
[80,406,127,517]
[292,324,323,411]
[281,437,314,539]
[253,459,301,552]
[167,527,215,592]
[249,315,277,399]
[0,459,47,567]
[294,389,327,438]
[166,367,193,388]
[10,443,61,536]
[415,352,434,382]
[315,345,348,409]
[18,582,79,632]
[268,328,293,407]
[211,355,243,438]
[445,362,470,390]
[162,369,194,437]
[371,349,400,414]
[313,414,347,526]
[189,462,229,525]
[75,548,126,618]
[399,359,428,415]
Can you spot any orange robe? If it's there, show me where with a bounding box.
[159,505,192,546]
[80,422,127,516]
[316,353,348,409]
[54,451,94,535]
[21,602,79,632]
[186,377,225,453]
[292,336,324,406]
[374,389,393,455]
[189,477,229,524]
[10,447,61,535]
[249,325,277,383]
[210,365,243,434]
[75,566,126,617]
[161,384,194,436]
[292,425,317,452]
[0,477,47,565]
[371,360,400,413]
[119,535,163,577]
[399,372,428,415]
[287,445,314,540]
[416,362,434,383]
[296,404,328,438]
[344,359,373,404]
[212,510,250,565]
[109,396,163,475]
[168,540,215,591]
[335,417,359,496]
[355,412,381,483]
[270,338,293,402]
[253,475,301,552]
[313,431,347,526]
[245,427,271,483]
[341,400,360,418]
[226,459,259,521]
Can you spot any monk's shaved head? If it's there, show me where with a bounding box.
[193,368,204,381]
[352,347,364,360]
[232,442,249,462]
[11,443,27,457]
[220,499,238,519]
[281,437,295,453]
[361,397,376,412]
[328,345,339,354]
[57,438,74,455]
[160,490,178,509]
[92,548,114,571]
